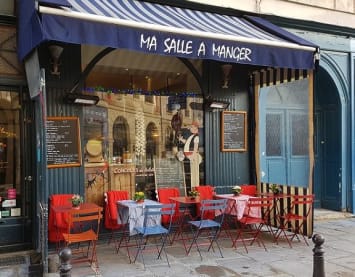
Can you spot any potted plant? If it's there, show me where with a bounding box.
[71,194,83,209]
[188,189,199,199]
[134,191,145,203]
[270,184,281,194]
[232,185,242,196]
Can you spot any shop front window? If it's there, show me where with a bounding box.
[0,89,21,217]
[83,47,203,201]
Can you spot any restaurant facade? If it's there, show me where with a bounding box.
[4,0,355,272]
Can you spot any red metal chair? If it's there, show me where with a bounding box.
[48,194,73,244]
[157,187,182,225]
[240,185,257,196]
[104,190,134,262]
[195,185,215,219]
[275,194,314,247]
[104,190,129,243]
[232,196,274,253]
[157,187,192,250]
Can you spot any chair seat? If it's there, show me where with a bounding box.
[239,216,265,225]
[62,229,98,244]
[188,219,221,229]
[135,225,169,236]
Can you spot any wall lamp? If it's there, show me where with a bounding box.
[205,98,230,111]
[64,93,100,105]
[48,44,64,76]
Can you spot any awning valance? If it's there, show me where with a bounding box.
[18,0,319,69]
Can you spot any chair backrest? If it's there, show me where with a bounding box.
[195,186,215,219]
[157,188,180,224]
[245,196,274,220]
[240,185,257,196]
[143,203,176,231]
[105,190,129,229]
[65,206,103,240]
[195,185,215,200]
[199,199,227,225]
[290,194,314,217]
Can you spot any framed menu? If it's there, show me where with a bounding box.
[221,111,247,152]
[46,116,82,168]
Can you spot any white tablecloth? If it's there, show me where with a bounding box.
[117,199,162,235]
[215,194,261,220]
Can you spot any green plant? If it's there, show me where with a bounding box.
[134,191,145,201]
[71,194,83,206]
[188,189,199,198]
[270,184,281,194]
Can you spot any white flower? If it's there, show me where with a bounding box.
[232,185,242,194]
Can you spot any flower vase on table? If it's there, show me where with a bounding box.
[232,185,241,196]
[188,189,199,200]
[134,191,145,203]
[71,194,83,209]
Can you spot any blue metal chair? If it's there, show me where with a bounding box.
[133,203,176,268]
[186,198,228,259]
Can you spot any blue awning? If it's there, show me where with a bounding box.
[18,0,319,69]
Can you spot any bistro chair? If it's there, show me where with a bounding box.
[195,185,215,219]
[48,194,73,246]
[186,198,228,259]
[275,194,314,247]
[104,190,134,262]
[232,196,273,253]
[133,203,176,269]
[240,185,257,196]
[61,206,103,270]
[104,190,129,244]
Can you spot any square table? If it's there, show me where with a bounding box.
[117,199,162,236]
[215,194,261,219]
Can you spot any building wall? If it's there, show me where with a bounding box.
[187,0,355,28]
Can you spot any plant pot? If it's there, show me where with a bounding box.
[233,192,240,196]
[72,205,80,209]
[136,199,144,204]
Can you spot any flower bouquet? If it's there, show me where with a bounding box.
[71,194,83,208]
[188,189,199,199]
[232,185,242,196]
[134,191,145,203]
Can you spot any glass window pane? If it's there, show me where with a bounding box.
[266,113,281,156]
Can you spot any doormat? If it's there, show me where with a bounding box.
[0,255,26,267]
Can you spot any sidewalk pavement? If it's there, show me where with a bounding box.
[1,210,354,277]
[60,212,355,277]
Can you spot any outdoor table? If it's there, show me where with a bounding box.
[117,199,162,236]
[215,194,261,219]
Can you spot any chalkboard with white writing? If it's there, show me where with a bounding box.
[221,111,247,152]
[46,116,82,168]
[154,158,186,196]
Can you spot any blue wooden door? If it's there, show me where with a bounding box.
[259,80,309,187]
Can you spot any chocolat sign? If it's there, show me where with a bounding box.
[139,33,252,63]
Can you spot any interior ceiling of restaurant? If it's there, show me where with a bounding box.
[82,45,202,93]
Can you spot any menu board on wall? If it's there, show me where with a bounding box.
[154,158,186,196]
[46,116,82,168]
[221,111,247,152]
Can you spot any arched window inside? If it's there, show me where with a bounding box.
[112,116,129,157]
[146,122,159,167]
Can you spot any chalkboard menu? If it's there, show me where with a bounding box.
[221,111,247,152]
[46,116,82,168]
[154,158,186,196]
